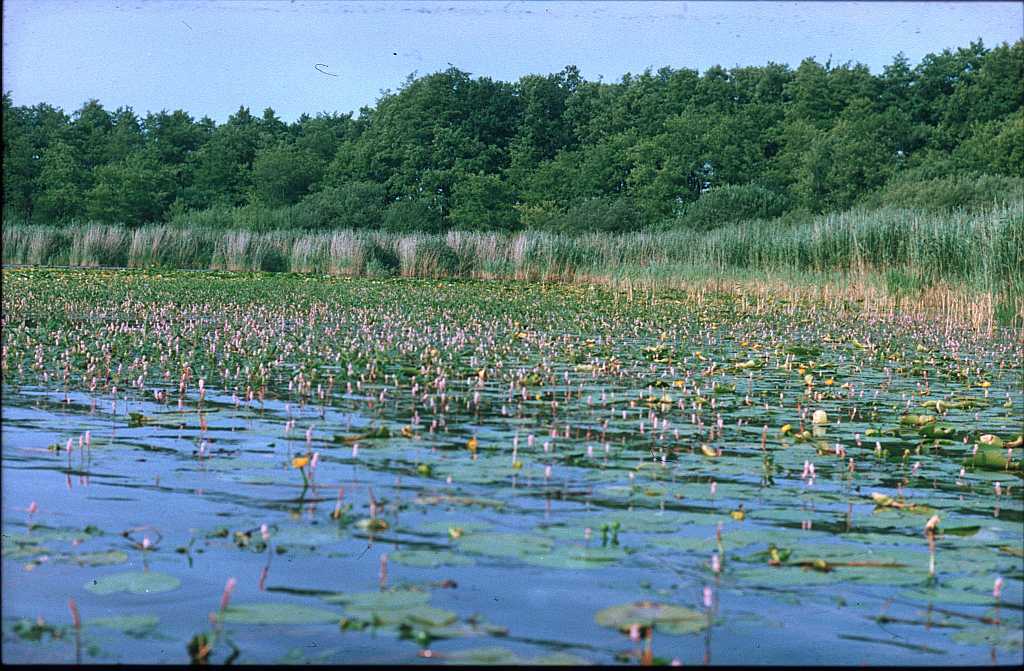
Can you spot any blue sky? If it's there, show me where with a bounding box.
[3,1,1021,122]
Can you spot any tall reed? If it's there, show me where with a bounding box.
[4,203,1022,325]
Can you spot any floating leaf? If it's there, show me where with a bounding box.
[595,601,707,635]
[455,532,555,560]
[85,571,181,595]
[389,549,474,568]
[73,550,129,566]
[88,615,160,638]
[222,602,341,625]
[323,590,430,610]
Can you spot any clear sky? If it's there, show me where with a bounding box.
[3,1,1021,122]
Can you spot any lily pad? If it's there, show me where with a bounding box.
[456,532,555,560]
[389,549,474,568]
[323,589,430,610]
[73,550,129,566]
[85,571,181,595]
[88,615,160,638]
[595,601,707,635]
[222,602,341,625]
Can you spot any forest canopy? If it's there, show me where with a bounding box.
[4,39,1022,233]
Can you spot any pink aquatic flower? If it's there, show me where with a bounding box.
[220,577,237,612]
[629,623,642,642]
[703,585,714,609]
[993,577,1004,599]
[68,598,81,629]
[260,524,270,543]
[711,553,721,574]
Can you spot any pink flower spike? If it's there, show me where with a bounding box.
[84,431,91,446]
[68,598,80,629]
[710,481,717,496]
[703,585,714,609]
[220,577,237,612]
[27,501,38,515]
[629,623,642,642]
[995,482,1003,496]
[142,536,152,550]
[711,553,721,574]
[260,524,270,543]
[311,452,320,470]
[993,577,1004,599]
[66,438,73,452]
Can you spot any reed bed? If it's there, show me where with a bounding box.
[4,203,1022,326]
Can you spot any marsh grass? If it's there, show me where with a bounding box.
[4,203,1022,327]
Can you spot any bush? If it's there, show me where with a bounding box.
[381,199,444,234]
[412,238,462,276]
[363,241,400,276]
[860,173,1024,213]
[296,182,387,230]
[669,184,789,230]
[559,197,645,233]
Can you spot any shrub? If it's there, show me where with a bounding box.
[860,173,1024,213]
[559,197,645,233]
[381,199,444,234]
[363,241,400,276]
[296,182,387,230]
[412,238,462,276]
[669,184,789,230]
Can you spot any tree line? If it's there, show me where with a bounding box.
[3,38,1021,233]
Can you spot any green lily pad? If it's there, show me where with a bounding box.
[73,550,129,566]
[952,626,1024,650]
[222,602,341,625]
[85,571,181,595]
[443,646,523,665]
[88,615,159,638]
[595,601,708,635]
[362,605,458,627]
[389,549,474,568]
[323,589,430,610]
[524,544,630,569]
[456,532,555,559]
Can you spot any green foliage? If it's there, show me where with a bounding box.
[558,196,646,233]
[85,149,177,225]
[250,142,324,207]
[3,39,1022,230]
[363,242,400,276]
[381,198,444,234]
[450,173,518,231]
[411,238,463,277]
[668,184,789,230]
[862,173,1024,213]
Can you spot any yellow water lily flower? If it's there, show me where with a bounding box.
[291,456,310,469]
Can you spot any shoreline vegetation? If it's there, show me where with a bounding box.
[5,200,1022,331]
[4,39,1022,328]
